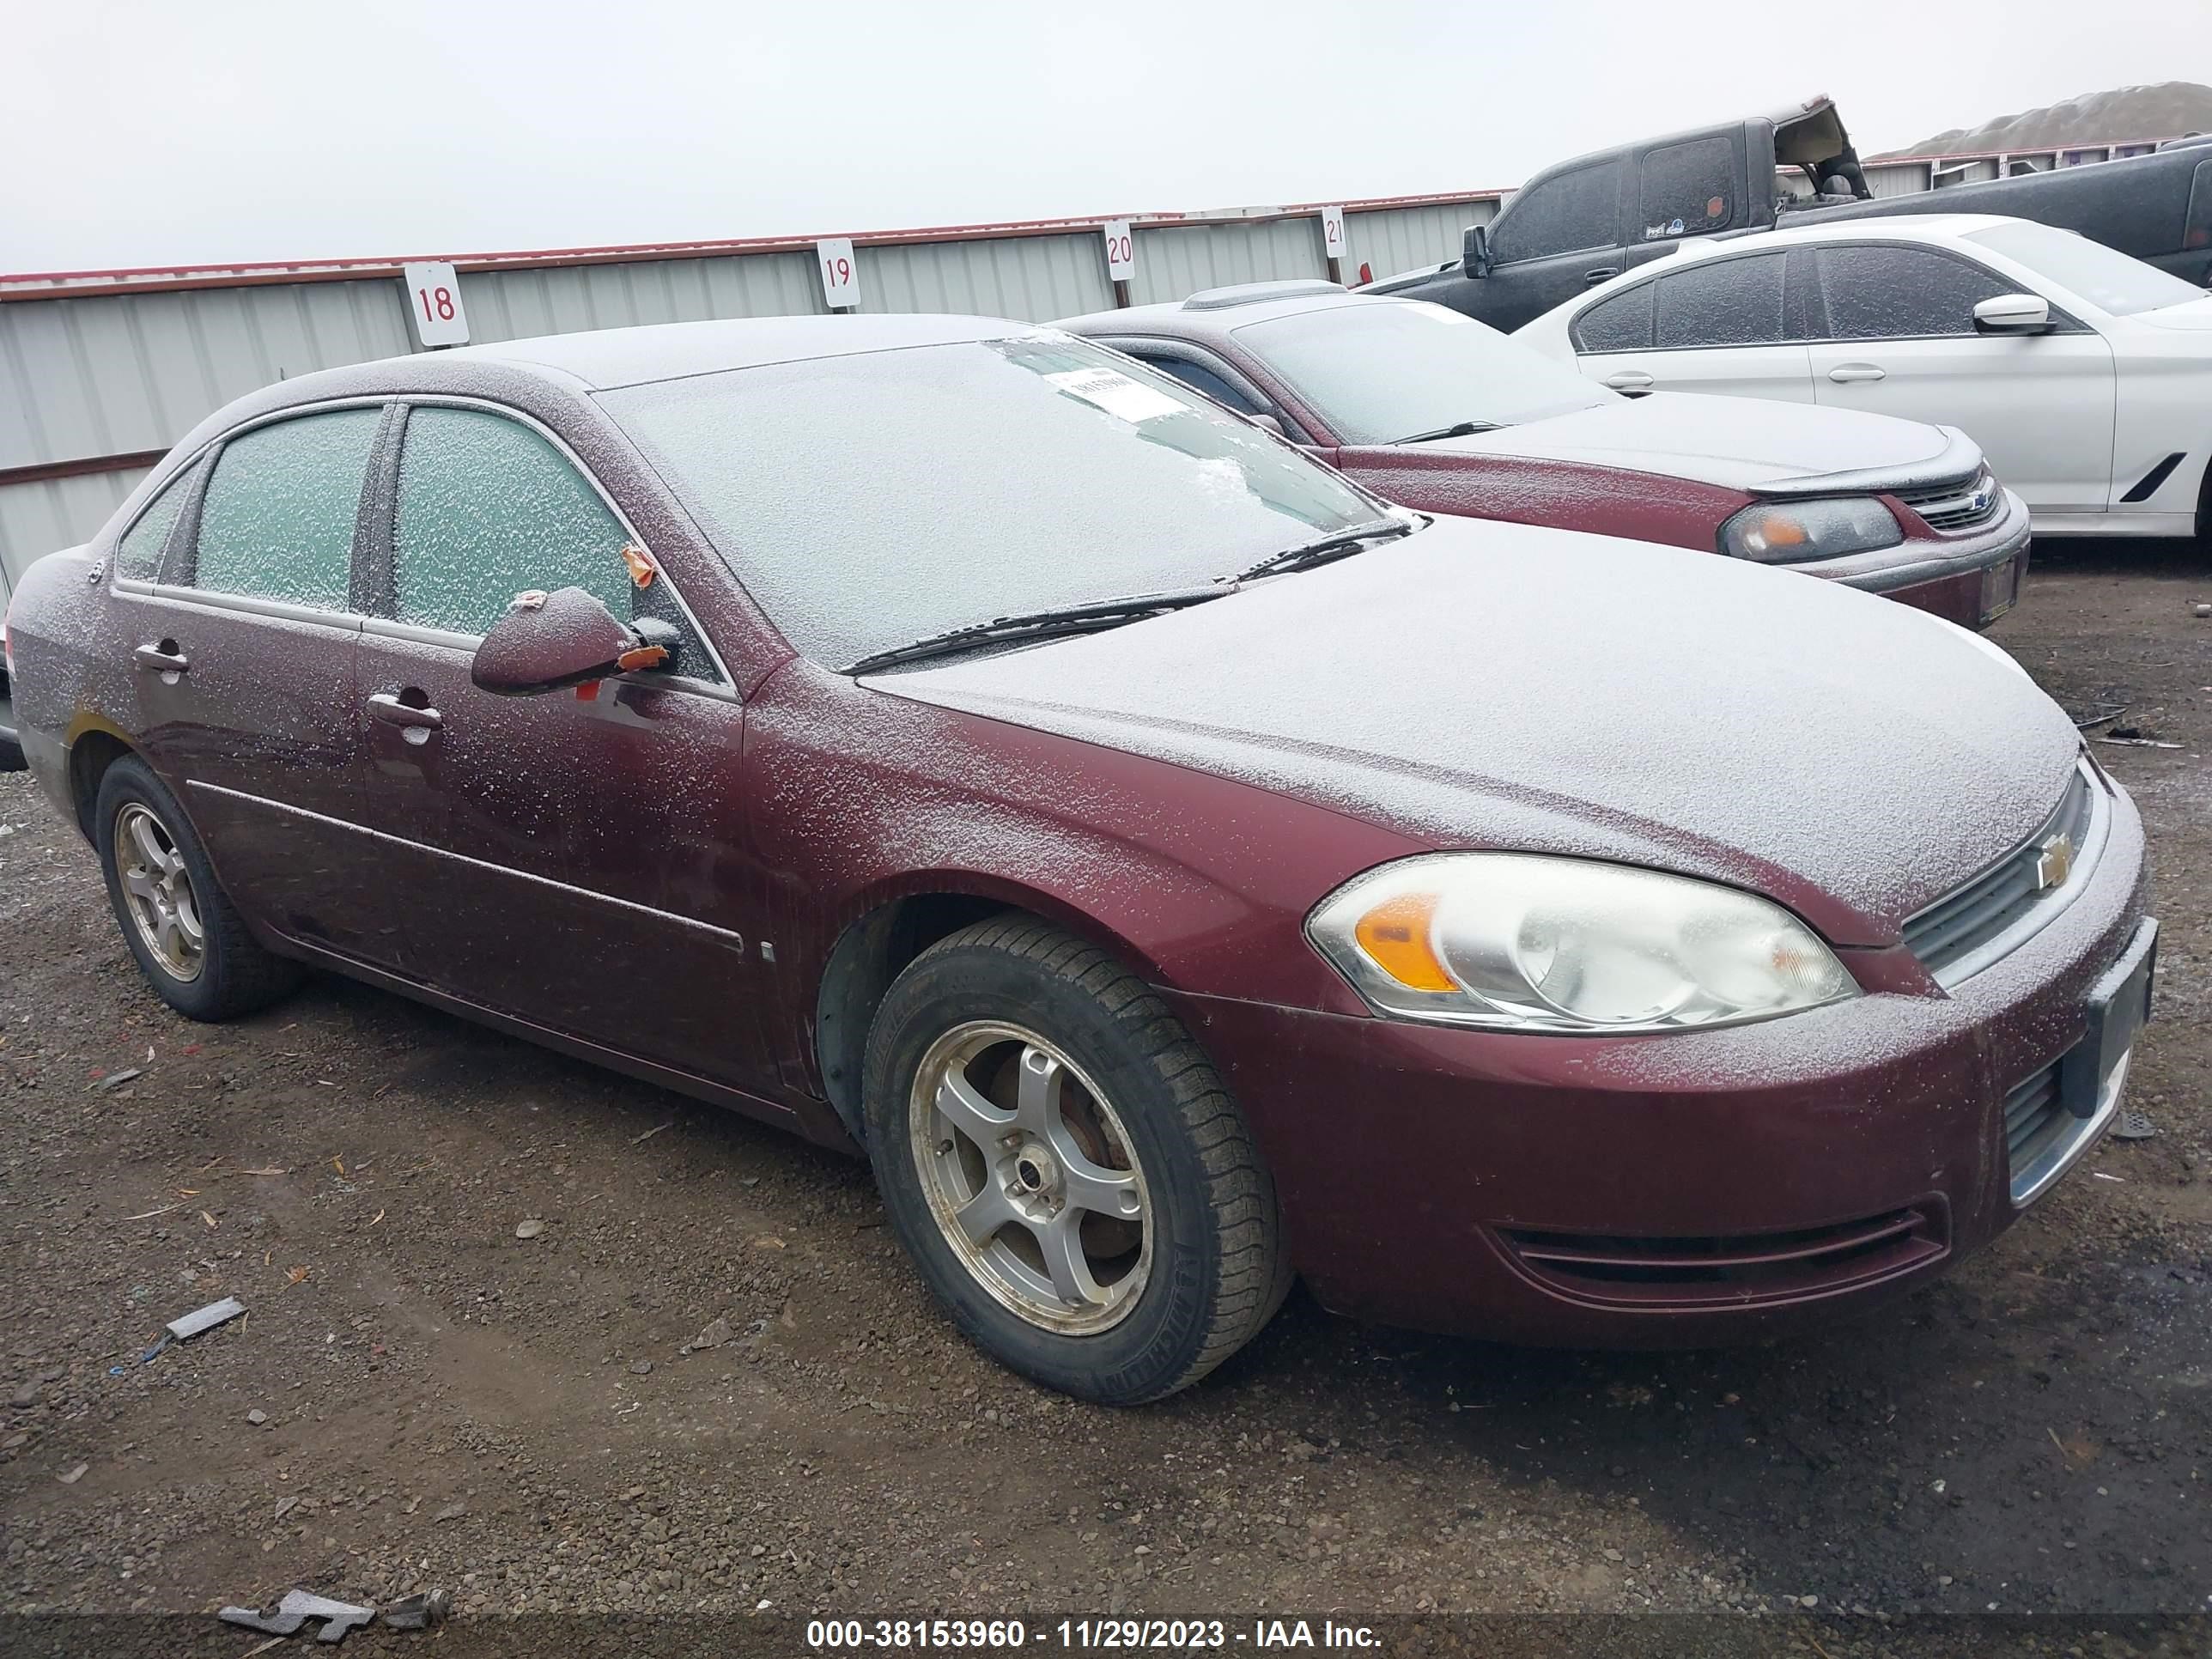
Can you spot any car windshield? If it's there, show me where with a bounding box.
[599,334,1382,670]
[1231,300,1613,445]
[1965,221,2205,317]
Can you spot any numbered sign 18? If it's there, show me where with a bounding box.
[1102,220,1136,283]
[401,262,469,348]
[1319,206,1348,262]
[817,238,860,309]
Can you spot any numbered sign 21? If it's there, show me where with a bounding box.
[1319,206,1348,262]
[401,262,469,348]
[1102,220,1136,283]
[817,238,860,309]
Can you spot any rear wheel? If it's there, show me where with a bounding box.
[864,916,1291,1403]
[94,756,301,1020]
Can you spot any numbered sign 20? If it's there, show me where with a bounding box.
[1319,206,1348,262]
[1102,220,1136,283]
[817,238,860,309]
[401,262,469,348]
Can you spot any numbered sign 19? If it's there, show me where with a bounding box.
[817,238,860,309]
[1319,206,1348,262]
[1102,220,1136,283]
[401,262,470,348]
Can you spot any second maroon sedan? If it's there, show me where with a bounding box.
[4,315,2148,1403]
[1059,283,2031,629]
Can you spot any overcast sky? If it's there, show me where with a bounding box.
[6,0,2207,272]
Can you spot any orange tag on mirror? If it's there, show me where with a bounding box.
[621,544,658,589]
[617,644,669,673]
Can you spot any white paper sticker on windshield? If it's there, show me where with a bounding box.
[1045,368,1188,424]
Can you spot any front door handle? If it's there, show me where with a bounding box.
[1601,369,1656,390]
[1827,363,1887,383]
[368,691,443,732]
[133,642,189,675]
[1583,268,1620,285]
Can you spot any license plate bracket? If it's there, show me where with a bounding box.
[1978,551,2027,625]
[2057,917,2156,1118]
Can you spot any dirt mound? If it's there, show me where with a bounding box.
[1886,81,2212,157]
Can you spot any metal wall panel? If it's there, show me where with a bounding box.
[1345,200,1495,283]
[463,250,821,341]
[0,280,412,473]
[1127,217,1328,307]
[861,234,1115,322]
[0,464,149,579]
[1865,160,1936,198]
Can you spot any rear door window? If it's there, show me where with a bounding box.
[1489,160,1622,263]
[115,465,194,580]
[1638,137,1735,239]
[193,409,381,609]
[1654,253,1787,347]
[1574,282,1656,351]
[1810,244,2014,339]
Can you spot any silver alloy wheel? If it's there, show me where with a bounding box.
[114,802,205,983]
[908,1020,1152,1334]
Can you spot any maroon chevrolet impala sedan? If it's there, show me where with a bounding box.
[1058,283,2031,630]
[4,315,2153,1402]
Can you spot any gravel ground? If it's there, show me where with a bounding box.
[1,540,2207,1648]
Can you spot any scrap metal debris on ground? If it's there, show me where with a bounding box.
[218,1586,448,1643]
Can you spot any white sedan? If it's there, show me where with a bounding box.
[1515,213,2212,540]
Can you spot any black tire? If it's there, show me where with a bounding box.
[94,755,301,1020]
[863,915,1291,1404]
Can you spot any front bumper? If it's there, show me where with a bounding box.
[1807,488,2033,631]
[1170,769,2148,1346]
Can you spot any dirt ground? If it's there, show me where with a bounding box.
[2,540,2208,1650]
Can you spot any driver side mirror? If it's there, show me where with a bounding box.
[1972,293,2051,335]
[471,586,673,696]
[1462,223,1493,279]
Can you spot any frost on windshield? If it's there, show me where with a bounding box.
[599,337,1376,670]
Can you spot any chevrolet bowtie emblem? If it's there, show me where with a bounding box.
[2037,833,2075,892]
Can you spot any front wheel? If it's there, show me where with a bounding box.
[864,917,1291,1403]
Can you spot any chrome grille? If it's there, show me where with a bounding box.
[1904,766,2096,981]
[1893,468,2002,532]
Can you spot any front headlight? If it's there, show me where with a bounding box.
[1307,854,1856,1033]
[1718,497,1902,564]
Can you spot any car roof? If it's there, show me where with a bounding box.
[1056,286,1402,341]
[1665,212,2024,261]
[440,313,1035,391]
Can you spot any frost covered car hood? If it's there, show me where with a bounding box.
[870,515,2080,943]
[1431,392,1964,494]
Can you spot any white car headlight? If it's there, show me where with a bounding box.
[1718,496,1902,564]
[1307,854,1857,1034]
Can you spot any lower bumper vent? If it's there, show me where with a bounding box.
[1499,1206,1948,1310]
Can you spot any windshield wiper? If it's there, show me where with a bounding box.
[1395,419,1503,444]
[845,586,1231,674]
[1232,518,1417,584]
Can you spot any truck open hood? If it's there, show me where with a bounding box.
[1431,392,1976,495]
[872,515,2078,945]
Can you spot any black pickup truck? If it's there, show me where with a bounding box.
[1371,97,2212,332]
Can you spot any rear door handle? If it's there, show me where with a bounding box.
[1827,363,1887,383]
[1601,369,1655,390]
[368,691,443,731]
[1583,268,1620,285]
[133,643,188,675]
